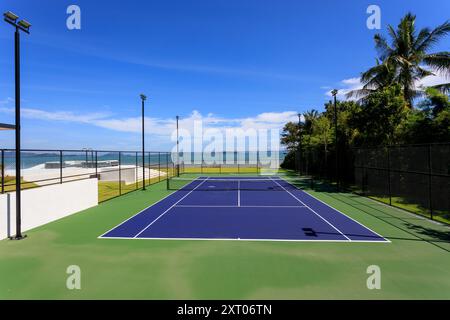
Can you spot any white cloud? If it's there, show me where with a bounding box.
[0,105,298,140]
[324,69,449,100]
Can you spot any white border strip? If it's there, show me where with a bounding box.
[100,236,390,243]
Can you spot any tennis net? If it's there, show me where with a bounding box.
[167,177,303,191]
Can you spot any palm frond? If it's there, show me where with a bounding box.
[431,82,450,94]
[374,34,393,60]
[415,20,450,53]
[422,52,450,78]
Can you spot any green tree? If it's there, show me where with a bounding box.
[348,13,450,105]
[397,87,450,143]
[350,85,408,146]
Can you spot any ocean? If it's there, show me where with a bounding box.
[1,150,288,170]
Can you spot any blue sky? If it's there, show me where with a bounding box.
[0,0,449,151]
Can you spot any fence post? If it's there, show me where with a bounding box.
[119,152,122,195]
[166,153,169,189]
[387,146,392,206]
[361,149,366,196]
[95,151,98,178]
[1,150,4,194]
[148,152,151,184]
[135,152,138,190]
[59,150,63,184]
[428,144,433,220]
[158,152,161,182]
[257,150,260,174]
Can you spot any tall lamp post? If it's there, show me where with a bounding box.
[297,113,303,176]
[4,11,31,240]
[140,94,147,191]
[331,89,339,191]
[176,115,179,177]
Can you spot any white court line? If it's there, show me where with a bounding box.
[280,178,390,243]
[101,236,389,243]
[174,205,307,208]
[269,177,352,242]
[133,177,210,238]
[98,178,201,238]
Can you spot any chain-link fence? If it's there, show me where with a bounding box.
[295,143,450,224]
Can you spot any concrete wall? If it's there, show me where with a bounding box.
[0,178,98,240]
[99,167,136,184]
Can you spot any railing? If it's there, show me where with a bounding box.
[0,149,288,202]
[0,149,175,202]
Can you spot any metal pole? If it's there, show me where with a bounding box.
[141,96,146,190]
[119,152,122,195]
[95,151,98,177]
[59,150,63,184]
[148,152,151,185]
[158,152,161,182]
[387,147,392,206]
[176,116,179,177]
[1,150,4,194]
[135,151,138,190]
[14,28,24,239]
[298,113,302,176]
[428,144,433,220]
[166,152,169,189]
[332,90,339,191]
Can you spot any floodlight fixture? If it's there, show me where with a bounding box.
[18,19,31,29]
[4,11,18,22]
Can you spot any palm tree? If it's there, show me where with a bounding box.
[348,13,450,105]
[302,109,319,134]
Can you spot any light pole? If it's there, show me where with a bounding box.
[140,94,147,190]
[176,115,179,177]
[4,11,31,240]
[297,113,302,176]
[331,89,339,191]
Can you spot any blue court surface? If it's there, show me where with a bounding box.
[100,177,389,242]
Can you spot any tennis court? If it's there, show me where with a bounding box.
[100,176,388,242]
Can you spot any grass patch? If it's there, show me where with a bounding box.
[2,176,38,192]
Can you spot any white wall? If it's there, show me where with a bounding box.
[0,178,98,239]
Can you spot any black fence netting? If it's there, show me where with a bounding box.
[295,143,450,224]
